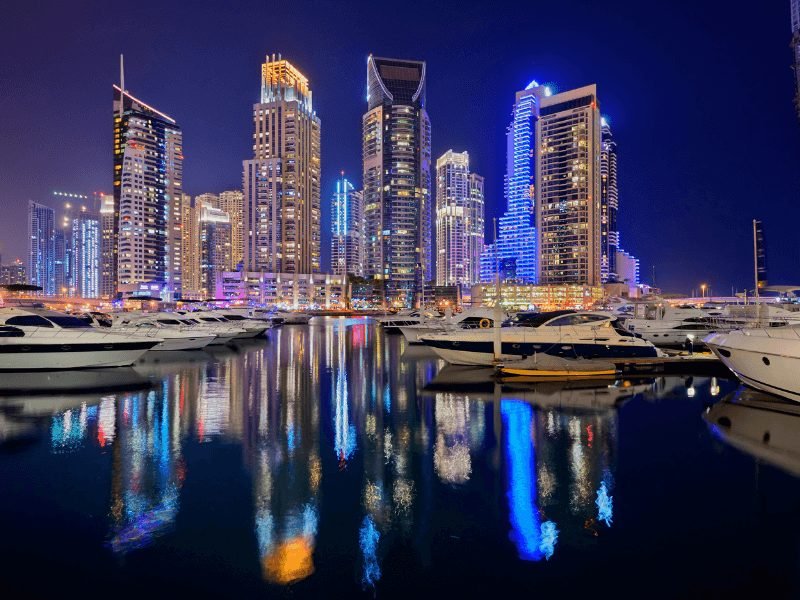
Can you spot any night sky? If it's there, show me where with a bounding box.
[1,0,798,294]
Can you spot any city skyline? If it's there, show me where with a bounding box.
[1,0,799,293]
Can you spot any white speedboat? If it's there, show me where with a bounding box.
[0,308,159,370]
[705,327,800,402]
[398,307,501,345]
[84,312,216,350]
[420,310,660,367]
[176,310,262,340]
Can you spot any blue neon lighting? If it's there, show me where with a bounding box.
[596,480,613,527]
[359,515,381,588]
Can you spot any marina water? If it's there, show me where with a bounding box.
[1,317,799,597]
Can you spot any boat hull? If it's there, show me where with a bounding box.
[152,336,216,351]
[422,338,659,367]
[0,340,156,370]
[705,330,800,402]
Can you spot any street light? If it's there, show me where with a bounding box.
[700,283,707,299]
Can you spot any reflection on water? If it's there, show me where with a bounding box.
[4,318,797,596]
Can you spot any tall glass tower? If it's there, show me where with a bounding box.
[363,55,431,307]
[480,82,547,283]
[331,174,364,277]
[72,209,101,298]
[113,85,183,299]
[28,201,55,295]
[243,55,321,274]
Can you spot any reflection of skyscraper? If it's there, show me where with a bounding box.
[363,55,432,306]
[113,84,183,299]
[28,201,55,295]
[243,55,321,274]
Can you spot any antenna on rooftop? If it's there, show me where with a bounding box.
[119,54,125,121]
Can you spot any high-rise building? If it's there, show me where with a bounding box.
[536,84,602,286]
[363,55,432,307]
[792,0,800,120]
[480,82,547,283]
[28,201,55,295]
[218,190,244,270]
[435,150,484,287]
[243,55,321,274]
[199,202,232,299]
[71,209,101,298]
[0,259,26,286]
[180,193,202,300]
[331,174,364,278]
[196,193,219,209]
[600,118,619,283]
[54,227,70,296]
[99,193,115,297]
[113,84,183,300]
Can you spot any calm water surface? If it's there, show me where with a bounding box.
[2,317,800,598]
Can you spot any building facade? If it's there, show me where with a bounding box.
[435,150,484,287]
[536,84,602,286]
[363,55,432,306]
[180,194,202,300]
[218,190,244,270]
[480,82,545,283]
[600,118,619,283]
[199,202,233,299]
[113,85,183,300]
[471,282,604,311]
[0,259,26,286]
[615,249,640,285]
[99,193,115,297]
[217,271,345,308]
[70,209,101,298]
[243,55,321,274]
[28,201,55,295]
[331,174,364,277]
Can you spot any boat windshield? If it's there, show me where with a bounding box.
[200,317,220,322]
[507,310,575,328]
[157,319,182,325]
[221,314,245,321]
[46,315,92,328]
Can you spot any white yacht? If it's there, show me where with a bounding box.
[180,310,270,338]
[115,312,242,345]
[377,309,440,333]
[420,310,660,367]
[398,307,501,345]
[624,305,723,348]
[0,308,159,370]
[82,312,216,350]
[705,326,800,402]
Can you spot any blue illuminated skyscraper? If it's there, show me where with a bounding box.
[72,209,101,298]
[600,117,619,283]
[331,174,364,277]
[480,81,549,283]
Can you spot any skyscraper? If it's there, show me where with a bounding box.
[243,55,321,274]
[180,193,202,299]
[792,0,800,120]
[71,208,101,298]
[435,150,484,287]
[600,118,619,283]
[331,174,364,278]
[28,201,55,295]
[99,193,115,297]
[113,84,183,299]
[199,202,232,299]
[218,190,244,270]
[536,84,602,286]
[363,55,432,306]
[480,82,545,283]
